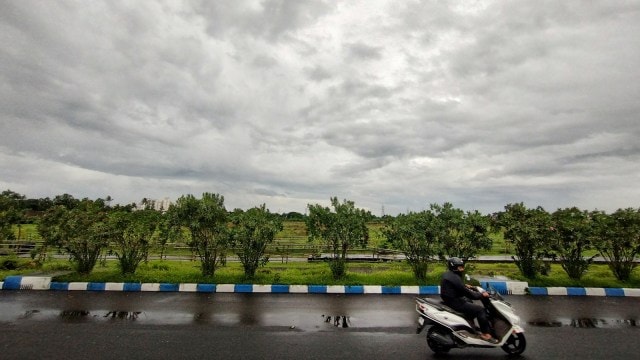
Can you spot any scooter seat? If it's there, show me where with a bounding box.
[421,298,467,318]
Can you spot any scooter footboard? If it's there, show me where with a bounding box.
[492,318,511,339]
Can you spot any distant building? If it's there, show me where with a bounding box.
[135,197,173,212]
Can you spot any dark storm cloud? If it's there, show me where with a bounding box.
[196,0,334,41]
[1,0,639,215]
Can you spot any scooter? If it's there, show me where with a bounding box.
[415,281,526,356]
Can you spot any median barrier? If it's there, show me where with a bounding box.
[2,276,639,296]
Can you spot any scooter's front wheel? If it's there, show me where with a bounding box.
[501,333,526,356]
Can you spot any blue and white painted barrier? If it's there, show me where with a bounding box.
[2,276,639,296]
[527,286,640,297]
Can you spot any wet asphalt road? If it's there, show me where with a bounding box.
[1,291,639,359]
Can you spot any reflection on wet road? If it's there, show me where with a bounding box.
[1,291,640,360]
[1,291,639,332]
[529,318,637,328]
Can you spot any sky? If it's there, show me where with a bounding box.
[1,0,639,216]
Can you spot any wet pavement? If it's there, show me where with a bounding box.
[1,291,639,330]
[1,291,639,359]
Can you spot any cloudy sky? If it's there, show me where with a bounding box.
[1,0,639,215]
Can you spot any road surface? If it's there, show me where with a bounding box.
[1,291,638,359]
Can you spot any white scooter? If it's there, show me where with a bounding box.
[415,281,526,356]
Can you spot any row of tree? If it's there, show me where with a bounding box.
[36,193,283,278]
[384,203,640,282]
[2,190,640,282]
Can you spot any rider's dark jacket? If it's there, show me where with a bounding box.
[440,270,482,309]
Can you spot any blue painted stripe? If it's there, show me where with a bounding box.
[235,284,253,293]
[382,286,401,294]
[605,288,625,297]
[2,276,22,290]
[123,283,141,292]
[87,282,106,291]
[4,279,635,297]
[159,283,179,292]
[419,286,440,295]
[528,287,548,295]
[197,284,216,293]
[483,281,508,295]
[308,285,327,293]
[567,287,587,296]
[50,282,69,291]
[271,284,289,293]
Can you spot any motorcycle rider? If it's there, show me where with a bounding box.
[440,257,498,343]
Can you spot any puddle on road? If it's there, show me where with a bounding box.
[322,315,351,328]
[103,311,142,320]
[529,318,638,328]
[57,310,143,322]
[19,310,40,319]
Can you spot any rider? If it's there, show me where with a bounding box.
[440,257,497,343]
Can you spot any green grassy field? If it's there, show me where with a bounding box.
[2,255,639,288]
[5,221,516,257]
[3,221,639,288]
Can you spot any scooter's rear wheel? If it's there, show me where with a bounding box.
[426,327,451,354]
[501,333,526,356]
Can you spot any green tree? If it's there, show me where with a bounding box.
[167,193,229,277]
[1,190,25,240]
[496,203,552,279]
[306,197,371,279]
[231,204,283,279]
[155,212,181,260]
[591,208,640,281]
[52,193,80,209]
[383,211,441,281]
[37,200,109,274]
[549,207,595,280]
[431,203,493,261]
[108,209,160,274]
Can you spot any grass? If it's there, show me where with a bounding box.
[2,256,639,289]
[47,260,437,286]
[4,221,640,288]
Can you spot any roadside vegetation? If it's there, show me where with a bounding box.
[1,190,639,288]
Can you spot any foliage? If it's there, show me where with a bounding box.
[431,203,493,260]
[306,197,371,279]
[5,189,640,286]
[282,212,306,221]
[154,212,181,260]
[107,209,161,274]
[496,203,552,279]
[549,207,595,280]
[231,204,283,279]
[383,211,441,281]
[1,190,25,240]
[167,193,230,276]
[37,200,109,274]
[591,208,640,281]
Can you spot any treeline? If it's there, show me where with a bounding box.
[385,203,640,282]
[2,190,640,282]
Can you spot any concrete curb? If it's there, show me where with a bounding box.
[527,286,640,297]
[2,276,639,296]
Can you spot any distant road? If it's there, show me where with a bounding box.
[1,291,639,359]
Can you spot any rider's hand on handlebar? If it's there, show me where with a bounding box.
[481,291,490,298]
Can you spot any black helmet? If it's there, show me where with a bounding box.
[447,257,464,272]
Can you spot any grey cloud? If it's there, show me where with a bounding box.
[253,188,286,197]
[197,0,334,41]
[305,66,332,82]
[345,42,383,61]
[2,1,640,214]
